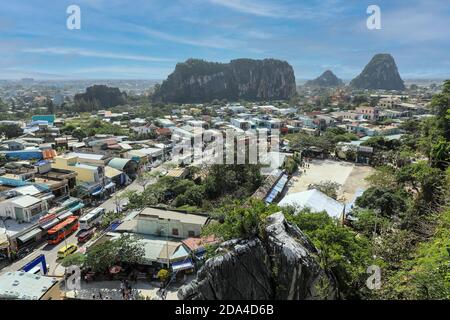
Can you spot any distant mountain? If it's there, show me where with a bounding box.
[152,58,296,103]
[74,85,127,108]
[350,54,405,91]
[305,70,343,87]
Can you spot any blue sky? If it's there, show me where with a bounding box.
[1,0,449,80]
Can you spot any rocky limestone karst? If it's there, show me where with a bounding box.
[350,54,405,91]
[178,212,338,300]
[305,70,343,87]
[152,58,296,103]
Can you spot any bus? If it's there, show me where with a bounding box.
[47,216,79,245]
[79,208,105,231]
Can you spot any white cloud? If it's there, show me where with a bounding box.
[21,47,174,62]
[206,0,346,19]
[129,24,244,49]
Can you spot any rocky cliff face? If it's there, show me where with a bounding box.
[178,212,338,300]
[152,59,296,103]
[305,70,343,87]
[350,54,405,91]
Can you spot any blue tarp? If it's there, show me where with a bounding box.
[265,174,289,204]
[3,150,43,161]
[106,221,122,232]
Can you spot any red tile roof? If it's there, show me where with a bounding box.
[182,235,218,252]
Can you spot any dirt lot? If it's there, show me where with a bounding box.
[287,159,374,202]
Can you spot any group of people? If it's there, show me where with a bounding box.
[120,279,135,300]
[300,159,311,174]
[92,291,108,300]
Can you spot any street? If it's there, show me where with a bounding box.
[1,229,80,277]
[0,166,162,277]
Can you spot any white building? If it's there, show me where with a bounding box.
[0,195,48,222]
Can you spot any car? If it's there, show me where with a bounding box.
[77,228,96,243]
[57,244,78,259]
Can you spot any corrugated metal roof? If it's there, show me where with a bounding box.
[108,158,133,171]
[10,195,42,208]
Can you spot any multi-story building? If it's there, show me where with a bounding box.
[0,195,48,222]
[51,155,104,184]
[355,106,380,121]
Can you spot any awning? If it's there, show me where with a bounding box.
[17,228,42,243]
[273,175,288,192]
[194,251,206,260]
[69,203,84,212]
[105,182,116,189]
[40,194,55,202]
[57,210,73,221]
[91,188,104,196]
[265,189,279,204]
[171,258,194,272]
[40,218,60,230]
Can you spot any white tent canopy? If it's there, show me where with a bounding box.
[278,189,344,219]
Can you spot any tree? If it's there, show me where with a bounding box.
[72,128,87,142]
[202,199,279,240]
[61,252,86,267]
[355,186,409,218]
[85,234,144,273]
[396,162,445,207]
[286,209,373,299]
[283,156,298,175]
[308,181,341,200]
[378,209,450,299]
[157,269,170,284]
[350,208,392,236]
[0,124,22,139]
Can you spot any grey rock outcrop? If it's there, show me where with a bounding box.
[178,212,338,300]
[350,54,405,91]
[152,58,296,103]
[305,70,343,87]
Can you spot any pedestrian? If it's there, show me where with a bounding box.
[120,281,125,299]
[98,291,103,300]
[92,294,96,300]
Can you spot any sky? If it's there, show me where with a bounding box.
[0,0,449,80]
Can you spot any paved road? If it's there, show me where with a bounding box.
[100,179,144,212]
[1,230,81,277]
[0,166,164,276]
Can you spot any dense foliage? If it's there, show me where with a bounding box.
[127,164,262,212]
[74,85,127,111]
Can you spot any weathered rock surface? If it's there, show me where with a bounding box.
[178,212,338,300]
[152,58,296,103]
[305,70,343,87]
[350,54,405,91]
